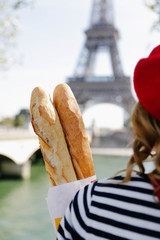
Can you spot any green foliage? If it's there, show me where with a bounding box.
[145,0,160,31]
[0,117,14,126]
[14,114,25,127]
[14,108,30,127]
[13,1,32,9]
[0,108,30,127]
[0,0,33,70]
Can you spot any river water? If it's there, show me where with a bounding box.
[0,155,144,240]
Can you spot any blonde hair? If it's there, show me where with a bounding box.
[123,102,160,182]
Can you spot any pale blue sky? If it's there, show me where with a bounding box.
[0,0,160,128]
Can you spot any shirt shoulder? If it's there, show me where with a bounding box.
[91,173,154,201]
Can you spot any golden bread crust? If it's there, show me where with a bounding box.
[30,87,77,185]
[53,83,95,179]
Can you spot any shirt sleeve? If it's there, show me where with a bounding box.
[57,182,94,240]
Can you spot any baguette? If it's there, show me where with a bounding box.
[53,83,95,179]
[30,87,77,186]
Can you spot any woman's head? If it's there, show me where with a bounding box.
[124,102,160,181]
[132,102,160,152]
[125,45,160,181]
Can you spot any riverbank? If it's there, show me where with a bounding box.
[92,147,132,157]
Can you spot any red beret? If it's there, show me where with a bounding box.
[133,45,160,121]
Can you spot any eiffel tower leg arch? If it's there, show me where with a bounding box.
[68,80,135,111]
[81,97,135,142]
[82,101,128,146]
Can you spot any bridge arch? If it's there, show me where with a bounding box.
[0,137,40,179]
[0,153,16,163]
[28,148,43,164]
[0,153,30,179]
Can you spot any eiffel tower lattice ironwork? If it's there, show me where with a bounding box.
[67,0,135,113]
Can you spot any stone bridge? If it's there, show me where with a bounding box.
[0,127,40,179]
[0,127,133,179]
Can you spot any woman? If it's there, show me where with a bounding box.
[57,45,160,240]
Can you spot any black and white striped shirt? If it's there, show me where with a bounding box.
[57,174,160,240]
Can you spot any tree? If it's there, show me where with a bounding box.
[145,0,160,31]
[0,0,33,70]
[14,108,30,127]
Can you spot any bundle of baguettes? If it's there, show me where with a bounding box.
[30,83,95,186]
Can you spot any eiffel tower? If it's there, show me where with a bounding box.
[67,0,135,114]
